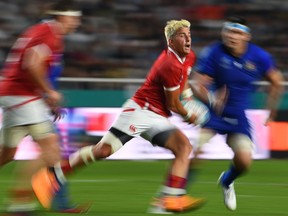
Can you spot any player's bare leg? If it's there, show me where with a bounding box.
[218,134,253,211]
[3,132,60,216]
[28,143,90,212]
[31,142,106,213]
[0,144,38,215]
[186,129,215,187]
[33,128,205,214]
[148,130,206,213]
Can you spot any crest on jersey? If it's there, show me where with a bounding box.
[244,61,256,71]
[129,124,136,133]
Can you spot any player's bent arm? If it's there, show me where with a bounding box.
[22,45,62,104]
[181,80,193,100]
[164,88,196,123]
[265,68,284,121]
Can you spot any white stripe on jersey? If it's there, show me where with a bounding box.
[163,85,180,91]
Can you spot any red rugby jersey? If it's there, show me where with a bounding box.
[132,48,196,117]
[0,20,63,96]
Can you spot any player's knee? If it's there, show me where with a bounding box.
[182,141,193,154]
[46,154,61,167]
[178,141,192,158]
[234,151,252,171]
[36,133,61,166]
[79,145,112,165]
[79,132,123,165]
[42,149,61,166]
[228,133,253,170]
[197,129,215,151]
[79,144,109,165]
[93,143,113,158]
[48,143,61,165]
[100,131,123,154]
[165,130,192,158]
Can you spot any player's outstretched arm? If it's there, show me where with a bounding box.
[265,68,284,125]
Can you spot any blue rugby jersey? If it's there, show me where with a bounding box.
[195,41,275,116]
[194,41,276,136]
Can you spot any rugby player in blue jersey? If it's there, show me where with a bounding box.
[190,16,283,211]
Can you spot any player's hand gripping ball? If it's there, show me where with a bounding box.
[182,100,210,126]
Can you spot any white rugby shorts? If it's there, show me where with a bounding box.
[0,96,51,128]
[112,99,177,142]
[0,121,55,147]
[197,129,253,153]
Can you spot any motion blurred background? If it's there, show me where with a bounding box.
[1,0,288,158]
[1,0,287,79]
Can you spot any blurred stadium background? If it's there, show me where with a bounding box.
[1,0,288,79]
[1,1,288,215]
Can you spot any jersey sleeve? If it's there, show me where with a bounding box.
[258,50,276,75]
[161,64,183,91]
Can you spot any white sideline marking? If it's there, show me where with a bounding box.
[196,181,288,187]
[71,179,129,183]
[238,194,288,198]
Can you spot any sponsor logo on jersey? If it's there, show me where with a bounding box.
[244,61,256,71]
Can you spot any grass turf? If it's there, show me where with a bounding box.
[1,159,288,216]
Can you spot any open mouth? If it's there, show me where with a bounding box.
[185,44,191,49]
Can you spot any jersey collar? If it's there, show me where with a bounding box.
[168,47,186,64]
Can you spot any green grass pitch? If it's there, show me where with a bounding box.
[1,159,288,216]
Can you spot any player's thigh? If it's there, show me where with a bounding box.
[0,126,28,165]
[141,116,184,149]
[158,129,193,155]
[197,128,216,149]
[28,120,55,141]
[28,121,60,164]
[1,126,29,148]
[226,133,253,153]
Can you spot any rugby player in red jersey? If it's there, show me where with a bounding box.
[0,0,82,215]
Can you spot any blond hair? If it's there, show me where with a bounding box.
[164,19,191,43]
